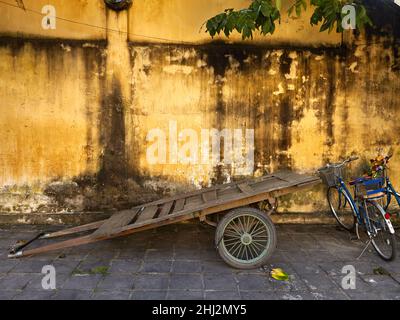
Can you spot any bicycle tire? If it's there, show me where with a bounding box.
[327,186,357,232]
[366,200,396,261]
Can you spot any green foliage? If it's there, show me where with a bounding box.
[205,0,281,39]
[309,0,372,33]
[205,0,372,39]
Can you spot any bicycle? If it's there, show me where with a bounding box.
[318,156,396,261]
[372,154,400,221]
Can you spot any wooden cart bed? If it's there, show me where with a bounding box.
[8,171,320,258]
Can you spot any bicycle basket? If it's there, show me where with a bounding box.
[318,165,343,187]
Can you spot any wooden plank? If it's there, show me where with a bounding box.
[93,208,141,237]
[237,183,255,195]
[158,201,174,218]
[43,220,107,239]
[135,205,159,224]
[217,186,243,201]
[251,179,289,193]
[173,198,185,212]
[273,171,304,182]
[201,189,217,203]
[184,195,203,209]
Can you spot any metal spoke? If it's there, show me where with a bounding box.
[223,214,271,264]
[237,217,247,234]
[227,222,241,235]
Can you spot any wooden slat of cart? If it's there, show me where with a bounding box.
[173,198,186,213]
[135,205,159,224]
[237,183,255,195]
[93,208,141,237]
[201,189,217,203]
[158,201,174,218]
[184,195,204,209]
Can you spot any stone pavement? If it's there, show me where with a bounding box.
[0,222,399,300]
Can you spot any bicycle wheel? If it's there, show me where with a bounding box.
[366,200,396,261]
[327,186,356,231]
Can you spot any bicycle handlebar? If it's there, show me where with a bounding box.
[326,156,359,168]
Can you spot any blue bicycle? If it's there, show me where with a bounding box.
[318,156,396,261]
[374,154,400,220]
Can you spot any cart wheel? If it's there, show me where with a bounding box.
[215,207,277,269]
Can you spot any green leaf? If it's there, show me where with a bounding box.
[275,0,282,11]
[271,268,289,281]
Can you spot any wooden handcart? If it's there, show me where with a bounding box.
[8,171,320,269]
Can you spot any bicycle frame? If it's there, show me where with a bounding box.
[335,177,365,226]
[381,165,400,211]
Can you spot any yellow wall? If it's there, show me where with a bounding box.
[0,0,399,215]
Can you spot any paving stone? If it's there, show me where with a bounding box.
[0,290,19,300]
[75,258,111,272]
[132,274,169,290]
[281,250,314,263]
[92,290,131,300]
[169,274,203,290]
[203,273,237,290]
[167,290,204,300]
[24,272,68,290]
[172,260,202,273]
[50,259,81,274]
[310,289,349,300]
[271,274,308,292]
[86,250,119,261]
[301,273,340,291]
[290,262,325,275]
[378,290,400,300]
[131,290,167,300]
[52,289,93,300]
[235,274,271,291]
[0,273,35,290]
[118,249,146,260]
[14,289,57,300]
[266,251,290,264]
[62,274,103,290]
[97,274,134,290]
[0,259,20,273]
[240,291,279,300]
[205,290,241,300]
[359,275,400,291]
[140,260,172,273]
[197,250,220,261]
[11,260,55,274]
[145,249,174,261]
[202,260,235,274]
[174,248,203,260]
[277,291,316,300]
[343,289,383,300]
[109,259,142,274]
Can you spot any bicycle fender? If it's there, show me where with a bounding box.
[383,213,395,234]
